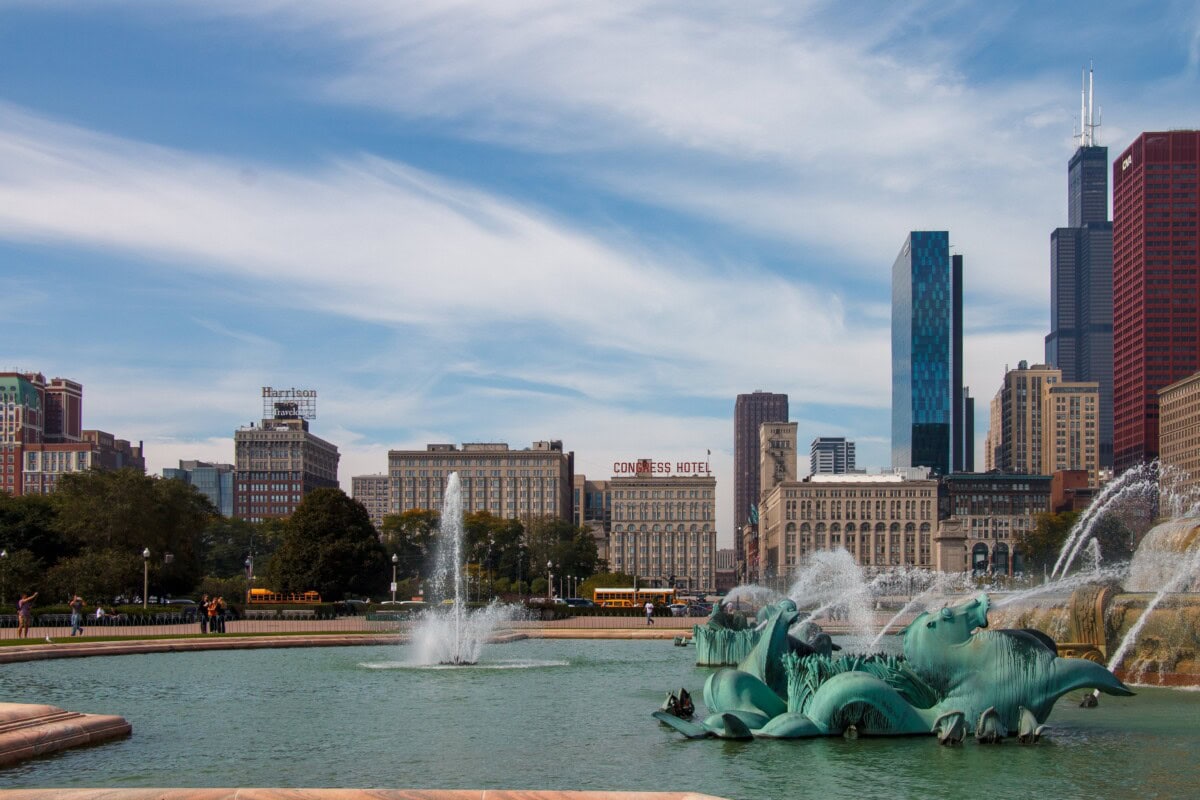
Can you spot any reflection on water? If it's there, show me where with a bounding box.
[360,658,570,670]
[0,639,1195,800]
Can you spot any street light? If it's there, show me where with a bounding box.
[245,556,253,604]
[391,554,399,602]
[546,560,553,601]
[142,547,150,609]
[1,549,7,607]
[568,574,574,599]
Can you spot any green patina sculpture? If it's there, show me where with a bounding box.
[655,593,1133,741]
[693,599,838,667]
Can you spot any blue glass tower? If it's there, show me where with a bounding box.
[892,231,967,475]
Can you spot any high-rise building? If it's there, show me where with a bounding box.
[233,417,340,522]
[938,473,1052,575]
[986,361,1100,485]
[608,472,716,592]
[1046,68,1114,467]
[351,474,390,532]
[1,372,143,496]
[1112,130,1200,471]
[809,437,856,475]
[1159,371,1200,501]
[892,232,969,475]
[386,441,573,521]
[164,460,235,517]
[733,391,788,565]
[573,474,612,564]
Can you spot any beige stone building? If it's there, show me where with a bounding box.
[573,474,612,565]
[1159,371,1200,499]
[987,361,1099,484]
[386,441,573,521]
[759,473,938,578]
[1041,382,1101,485]
[608,473,716,592]
[352,474,391,532]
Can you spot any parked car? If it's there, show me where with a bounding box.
[686,603,712,617]
[562,597,594,607]
[668,603,689,617]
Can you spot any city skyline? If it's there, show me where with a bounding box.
[3,3,1199,546]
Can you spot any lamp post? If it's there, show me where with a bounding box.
[245,556,253,604]
[391,554,399,602]
[1,549,7,608]
[142,547,150,609]
[516,546,523,601]
[568,575,574,599]
[546,560,553,601]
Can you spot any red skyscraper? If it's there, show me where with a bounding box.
[1112,131,1200,472]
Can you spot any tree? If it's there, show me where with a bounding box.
[0,492,70,566]
[264,488,389,601]
[50,469,213,595]
[380,509,439,580]
[524,517,598,584]
[201,517,283,578]
[1019,511,1080,574]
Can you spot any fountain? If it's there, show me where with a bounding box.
[408,473,514,666]
[658,593,1132,740]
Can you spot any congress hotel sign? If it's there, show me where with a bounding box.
[612,459,711,476]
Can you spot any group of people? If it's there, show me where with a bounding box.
[198,594,229,634]
[14,591,89,638]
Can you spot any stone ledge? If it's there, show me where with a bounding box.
[0,791,728,800]
[0,703,131,767]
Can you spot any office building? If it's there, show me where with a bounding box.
[608,471,716,592]
[573,475,612,564]
[714,548,737,594]
[1,372,143,496]
[164,460,235,517]
[759,472,938,580]
[387,441,573,521]
[1112,130,1200,471]
[987,362,1100,485]
[937,473,1052,575]
[233,417,340,522]
[1159,371,1200,500]
[351,474,391,532]
[892,232,971,475]
[810,437,856,475]
[733,391,788,566]
[1046,68,1114,467]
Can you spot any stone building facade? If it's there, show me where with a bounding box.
[608,473,716,592]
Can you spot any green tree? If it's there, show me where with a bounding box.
[50,468,214,596]
[0,492,70,566]
[579,571,636,602]
[380,509,439,579]
[44,548,143,604]
[201,517,283,578]
[0,548,43,609]
[524,517,598,585]
[264,488,389,600]
[1019,511,1080,574]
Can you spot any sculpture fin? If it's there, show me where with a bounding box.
[1053,658,1135,698]
[652,710,710,738]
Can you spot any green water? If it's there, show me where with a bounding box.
[1,639,1196,800]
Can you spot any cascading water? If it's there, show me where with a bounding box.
[1051,463,1158,580]
[1106,541,1200,682]
[410,472,514,666]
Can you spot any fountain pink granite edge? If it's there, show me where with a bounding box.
[0,703,131,767]
[0,791,728,799]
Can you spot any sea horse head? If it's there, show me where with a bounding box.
[903,593,990,661]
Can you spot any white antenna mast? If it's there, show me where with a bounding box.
[1080,61,1101,147]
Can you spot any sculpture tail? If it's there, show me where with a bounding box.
[1055,658,1135,697]
[652,710,710,738]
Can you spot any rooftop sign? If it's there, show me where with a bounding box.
[262,386,317,420]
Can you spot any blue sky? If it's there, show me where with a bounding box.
[2,1,1198,546]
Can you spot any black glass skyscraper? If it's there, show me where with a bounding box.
[892,231,970,475]
[1045,74,1114,468]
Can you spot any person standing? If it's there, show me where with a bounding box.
[198,594,210,634]
[206,596,219,633]
[215,596,227,633]
[644,599,655,626]
[69,595,85,636]
[16,591,38,639]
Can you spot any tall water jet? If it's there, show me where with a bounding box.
[786,549,875,639]
[410,472,512,666]
[1051,462,1157,579]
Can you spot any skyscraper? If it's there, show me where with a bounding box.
[891,232,967,475]
[1112,130,1200,471]
[1046,67,1114,467]
[733,391,788,566]
[809,437,856,475]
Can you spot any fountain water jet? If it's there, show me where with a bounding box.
[409,473,515,666]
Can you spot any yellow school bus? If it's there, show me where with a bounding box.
[248,588,322,604]
[593,587,676,608]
